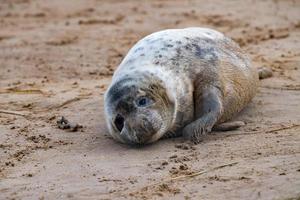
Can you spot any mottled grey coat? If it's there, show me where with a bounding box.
[105,27,258,144]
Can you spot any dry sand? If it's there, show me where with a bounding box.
[0,0,300,199]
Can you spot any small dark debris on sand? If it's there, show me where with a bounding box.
[258,66,273,79]
[57,116,82,132]
[174,143,196,150]
[157,183,181,194]
[23,173,33,177]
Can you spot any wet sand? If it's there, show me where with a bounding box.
[0,0,300,199]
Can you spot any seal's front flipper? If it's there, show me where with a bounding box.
[182,86,222,143]
[212,121,245,131]
[162,130,182,139]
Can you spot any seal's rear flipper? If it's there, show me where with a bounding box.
[258,67,273,79]
[213,121,245,131]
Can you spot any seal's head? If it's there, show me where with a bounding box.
[104,75,174,145]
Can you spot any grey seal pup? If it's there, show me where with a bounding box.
[104,27,259,145]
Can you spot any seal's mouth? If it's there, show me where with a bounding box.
[120,126,154,145]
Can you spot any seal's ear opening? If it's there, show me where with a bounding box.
[114,114,124,132]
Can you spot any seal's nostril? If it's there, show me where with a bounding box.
[114,114,124,132]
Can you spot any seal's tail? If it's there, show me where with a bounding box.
[213,121,245,131]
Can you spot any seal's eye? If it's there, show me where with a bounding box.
[136,97,152,107]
